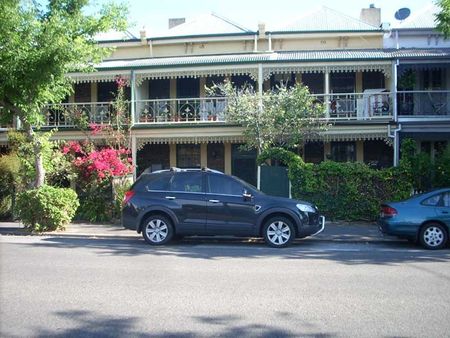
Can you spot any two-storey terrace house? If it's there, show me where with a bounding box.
[385,3,450,164]
[1,5,449,185]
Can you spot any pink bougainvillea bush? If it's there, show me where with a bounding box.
[62,139,133,222]
[63,142,132,182]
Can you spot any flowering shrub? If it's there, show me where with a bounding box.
[63,143,132,182]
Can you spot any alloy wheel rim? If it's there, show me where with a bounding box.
[267,221,291,245]
[145,219,168,243]
[424,227,444,247]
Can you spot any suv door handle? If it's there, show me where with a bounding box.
[208,199,220,203]
[165,196,176,200]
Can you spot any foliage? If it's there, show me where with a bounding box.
[8,130,75,188]
[16,185,79,232]
[0,0,128,187]
[209,81,328,152]
[399,138,450,191]
[258,148,412,221]
[434,146,450,187]
[436,0,450,38]
[0,153,21,219]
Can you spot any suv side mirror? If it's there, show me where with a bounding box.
[243,190,252,201]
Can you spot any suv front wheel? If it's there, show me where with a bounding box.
[142,215,174,245]
[263,217,295,248]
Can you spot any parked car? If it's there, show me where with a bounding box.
[378,188,450,249]
[122,168,325,247]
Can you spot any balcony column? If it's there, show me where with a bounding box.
[130,70,136,125]
[391,61,398,122]
[132,136,137,181]
[91,82,97,123]
[224,143,232,175]
[324,69,330,118]
[257,64,263,190]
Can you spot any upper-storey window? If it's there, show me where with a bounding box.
[330,72,355,93]
[231,75,256,90]
[302,73,324,94]
[97,81,130,102]
[177,78,200,98]
[149,79,170,99]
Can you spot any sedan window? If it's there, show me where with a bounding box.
[443,193,450,207]
[422,194,442,206]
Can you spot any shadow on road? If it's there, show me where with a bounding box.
[14,235,450,266]
[30,310,334,338]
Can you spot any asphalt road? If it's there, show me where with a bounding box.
[1,235,450,338]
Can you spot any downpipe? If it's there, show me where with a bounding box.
[388,123,402,166]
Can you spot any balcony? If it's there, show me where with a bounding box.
[41,92,395,128]
[136,98,227,124]
[397,90,450,119]
[43,102,122,127]
[312,92,392,121]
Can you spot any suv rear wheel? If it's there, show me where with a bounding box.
[263,216,295,248]
[142,215,174,245]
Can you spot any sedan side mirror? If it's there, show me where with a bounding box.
[243,190,252,201]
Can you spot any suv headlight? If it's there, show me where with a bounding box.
[296,203,315,213]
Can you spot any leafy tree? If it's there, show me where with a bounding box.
[210,81,329,153]
[0,0,128,187]
[435,0,450,38]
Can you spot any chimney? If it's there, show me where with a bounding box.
[169,18,186,29]
[139,27,146,44]
[258,22,266,39]
[360,4,381,27]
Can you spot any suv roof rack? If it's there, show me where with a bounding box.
[143,167,224,175]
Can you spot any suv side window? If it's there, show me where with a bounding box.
[169,172,203,193]
[207,174,244,196]
[145,173,172,191]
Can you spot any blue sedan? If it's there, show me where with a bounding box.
[379,188,450,249]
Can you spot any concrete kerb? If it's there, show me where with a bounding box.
[0,221,403,244]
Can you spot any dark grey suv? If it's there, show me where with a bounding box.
[122,168,325,247]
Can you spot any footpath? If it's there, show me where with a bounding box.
[0,220,400,243]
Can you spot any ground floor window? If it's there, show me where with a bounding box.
[363,140,393,168]
[331,141,356,162]
[232,144,257,186]
[304,142,324,163]
[177,144,201,168]
[207,143,224,172]
[137,144,170,176]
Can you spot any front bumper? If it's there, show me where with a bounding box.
[298,215,325,238]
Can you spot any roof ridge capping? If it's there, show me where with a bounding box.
[210,12,253,33]
[273,5,381,32]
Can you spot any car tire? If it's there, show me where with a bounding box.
[263,216,295,248]
[142,215,174,245]
[419,223,448,250]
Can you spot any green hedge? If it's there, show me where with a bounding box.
[258,148,412,221]
[16,185,79,232]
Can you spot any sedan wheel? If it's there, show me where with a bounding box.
[142,215,173,245]
[419,223,448,250]
[263,217,295,248]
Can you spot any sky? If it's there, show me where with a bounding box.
[107,0,433,35]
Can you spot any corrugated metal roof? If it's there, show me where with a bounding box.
[95,49,450,70]
[95,30,137,42]
[392,3,438,29]
[152,13,253,38]
[273,6,380,32]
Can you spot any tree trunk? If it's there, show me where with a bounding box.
[24,122,45,188]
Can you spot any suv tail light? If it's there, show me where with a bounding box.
[380,205,397,217]
[123,190,135,205]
